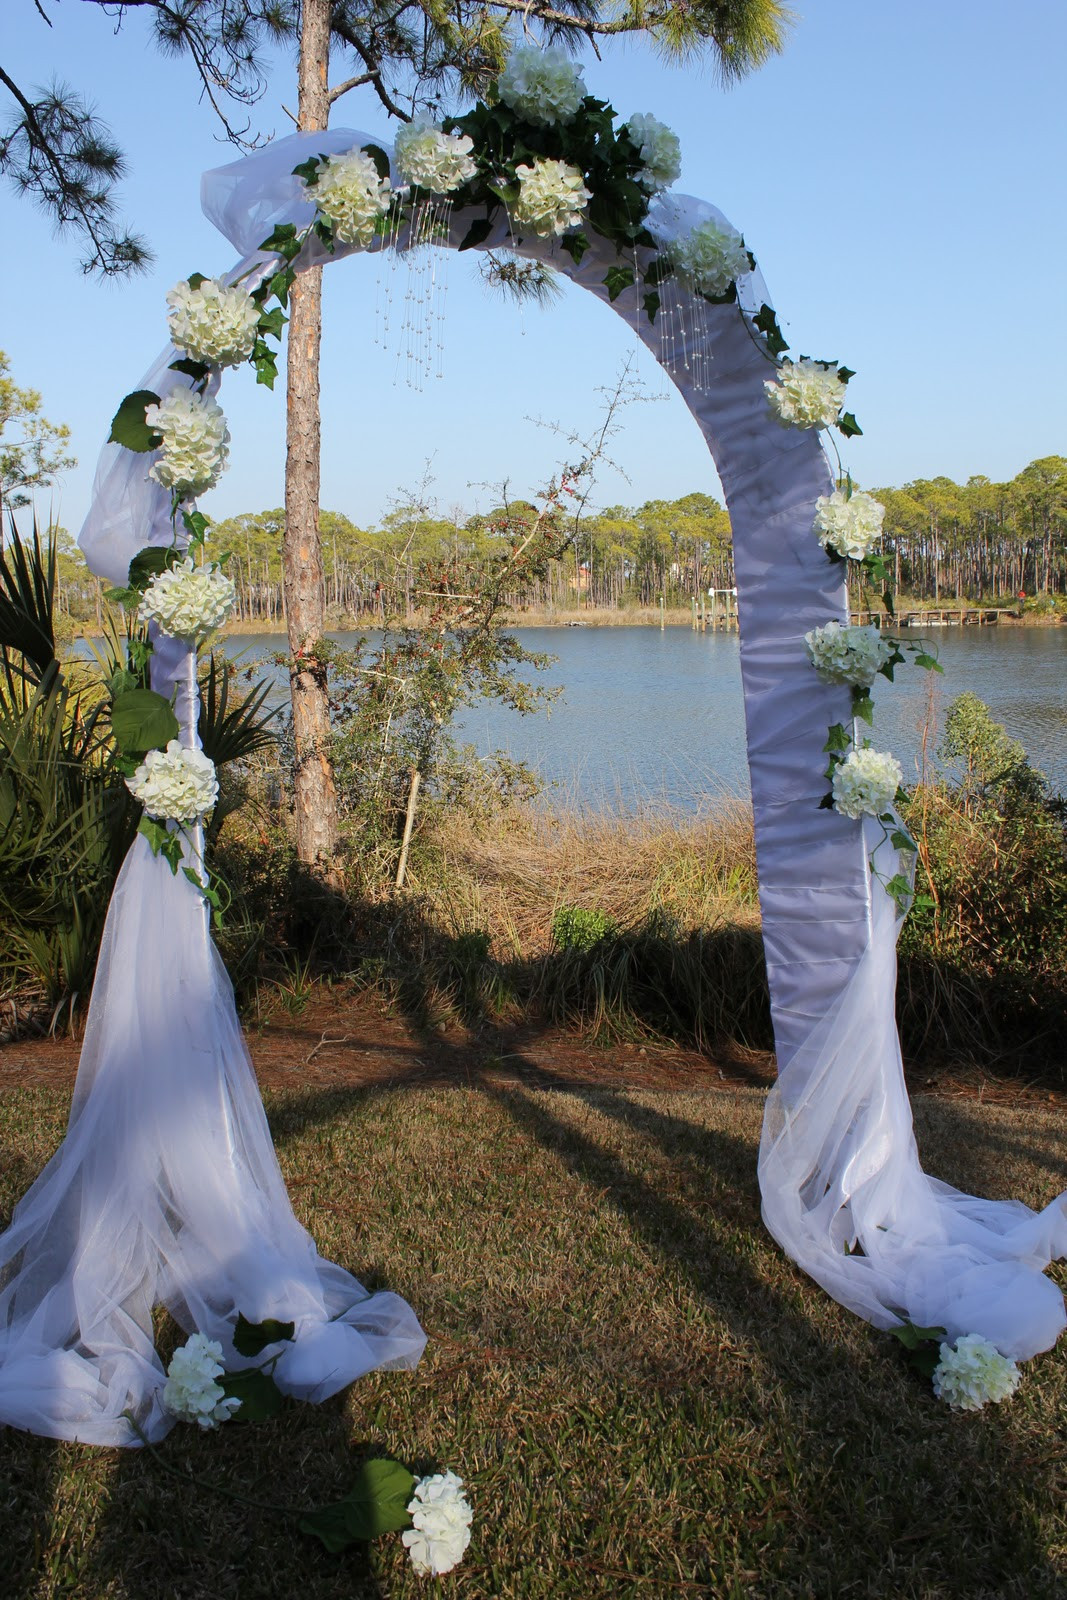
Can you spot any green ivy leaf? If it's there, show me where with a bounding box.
[560,231,588,266]
[111,688,179,756]
[187,271,207,290]
[642,291,660,325]
[604,264,635,303]
[837,365,856,383]
[182,510,209,546]
[823,722,852,754]
[220,1368,284,1422]
[299,1459,416,1551]
[838,411,863,438]
[752,303,789,357]
[291,157,321,187]
[890,829,917,853]
[268,266,296,308]
[883,872,913,911]
[257,306,286,340]
[252,340,279,390]
[889,1321,945,1380]
[818,792,836,810]
[851,689,874,726]
[128,545,178,592]
[109,391,163,453]
[312,217,336,252]
[259,222,302,262]
[913,651,944,673]
[363,144,391,183]
[233,1313,296,1358]
[139,817,183,874]
[169,358,211,383]
[643,256,675,289]
[459,216,493,251]
[183,867,225,925]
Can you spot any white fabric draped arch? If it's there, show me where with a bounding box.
[1,129,1064,1445]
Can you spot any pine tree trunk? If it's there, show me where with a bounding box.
[284,0,339,866]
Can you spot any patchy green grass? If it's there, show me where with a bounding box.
[1,1084,1065,1598]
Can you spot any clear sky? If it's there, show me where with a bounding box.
[3,0,1065,537]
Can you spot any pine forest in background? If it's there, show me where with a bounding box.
[49,457,1067,627]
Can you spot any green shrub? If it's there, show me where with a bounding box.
[551,904,618,953]
[897,695,1067,1070]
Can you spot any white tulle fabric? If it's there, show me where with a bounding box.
[2,476,426,1445]
[2,132,1063,1448]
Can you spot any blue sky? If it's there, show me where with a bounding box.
[3,0,1065,536]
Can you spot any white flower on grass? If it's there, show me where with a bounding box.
[138,558,236,640]
[126,740,219,824]
[831,746,903,819]
[625,112,682,193]
[498,44,586,126]
[513,158,591,238]
[311,149,392,247]
[765,358,848,430]
[166,278,259,369]
[162,1333,241,1429]
[145,391,229,500]
[667,219,751,298]
[805,622,893,687]
[394,119,477,193]
[933,1334,1021,1412]
[403,1471,473,1577]
[813,489,886,562]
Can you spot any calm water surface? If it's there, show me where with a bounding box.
[227,624,1067,811]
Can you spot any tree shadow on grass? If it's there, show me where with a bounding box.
[267,1042,1066,1599]
[73,1397,388,1600]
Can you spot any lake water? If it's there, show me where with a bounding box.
[224,624,1067,811]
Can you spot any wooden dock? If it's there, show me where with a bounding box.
[850,609,1003,627]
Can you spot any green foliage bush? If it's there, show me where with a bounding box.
[551,904,618,953]
[897,695,1067,1069]
[0,526,277,1020]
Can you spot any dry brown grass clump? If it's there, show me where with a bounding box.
[408,799,759,961]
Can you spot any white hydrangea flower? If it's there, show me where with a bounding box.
[402,1471,473,1577]
[166,278,259,369]
[126,739,219,824]
[625,112,682,193]
[498,44,586,126]
[765,358,848,430]
[933,1334,1021,1412]
[831,746,903,820]
[394,119,477,193]
[312,149,392,247]
[145,391,229,500]
[805,622,893,687]
[513,158,591,237]
[814,489,886,561]
[137,557,236,640]
[667,219,751,297]
[162,1333,242,1429]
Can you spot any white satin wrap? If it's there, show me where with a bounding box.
[1,130,1062,1446]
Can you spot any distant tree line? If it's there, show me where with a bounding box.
[50,458,1066,625]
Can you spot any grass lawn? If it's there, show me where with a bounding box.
[1,1082,1065,1598]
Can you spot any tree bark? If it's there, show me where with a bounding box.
[284,0,339,867]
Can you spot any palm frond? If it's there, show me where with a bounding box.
[0,514,59,687]
[198,650,280,767]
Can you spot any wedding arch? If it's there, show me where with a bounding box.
[1,64,1064,1445]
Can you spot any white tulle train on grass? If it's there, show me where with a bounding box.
[0,639,425,1446]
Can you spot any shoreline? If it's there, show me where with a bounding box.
[217,605,1062,637]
